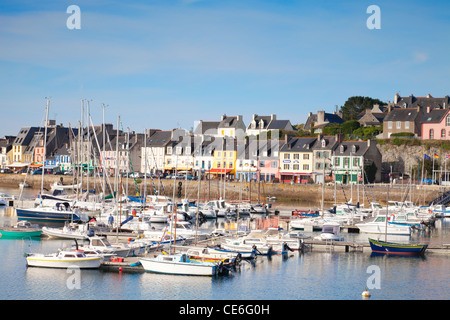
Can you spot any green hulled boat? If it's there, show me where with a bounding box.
[0,221,42,239]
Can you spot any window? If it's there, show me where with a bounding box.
[353,157,359,167]
[447,115,450,126]
[303,164,309,170]
[388,121,393,129]
[344,157,349,167]
[284,164,290,170]
[430,129,434,139]
[293,164,299,170]
[405,122,410,129]
[271,161,277,168]
[334,158,340,166]
[303,154,309,160]
[284,153,290,159]
[396,121,401,129]
[229,162,233,169]
[293,154,299,159]
[217,162,221,168]
[442,129,446,138]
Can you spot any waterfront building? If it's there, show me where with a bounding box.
[311,134,341,183]
[217,114,246,139]
[0,136,14,169]
[192,135,216,175]
[235,138,257,182]
[331,140,382,184]
[11,126,41,166]
[164,129,194,174]
[279,136,316,183]
[209,137,237,179]
[421,107,450,140]
[141,130,172,175]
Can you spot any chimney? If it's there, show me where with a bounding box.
[270,114,276,121]
[317,110,325,125]
[427,93,432,98]
[427,106,431,113]
[394,93,400,104]
[221,114,227,121]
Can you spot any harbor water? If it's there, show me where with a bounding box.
[1,187,450,301]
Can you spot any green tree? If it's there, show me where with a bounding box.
[339,96,386,121]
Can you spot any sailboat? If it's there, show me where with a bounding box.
[367,185,428,256]
[139,157,220,276]
[16,99,87,223]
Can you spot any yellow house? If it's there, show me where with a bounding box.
[11,127,41,164]
[209,139,237,178]
[279,137,316,183]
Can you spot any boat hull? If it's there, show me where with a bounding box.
[16,208,81,223]
[355,223,411,235]
[140,257,218,276]
[41,227,89,240]
[0,229,42,238]
[368,238,428,256]
[26,255,103,269]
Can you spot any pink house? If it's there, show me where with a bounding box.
[421,107,450,140]
[257,140,285,182]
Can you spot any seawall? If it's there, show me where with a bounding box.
[1,173,442,209]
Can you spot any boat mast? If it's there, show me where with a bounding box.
[385,184,389,242]
[40,98,50,196]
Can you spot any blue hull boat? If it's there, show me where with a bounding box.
[16,208,82,223]
[368,238,427,256]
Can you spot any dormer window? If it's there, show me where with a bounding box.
[352,145,356,153]
[340,145,344,153]
[321,139,326,148]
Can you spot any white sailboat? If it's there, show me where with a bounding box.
[140,157,220,276]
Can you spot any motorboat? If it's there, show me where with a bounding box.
[0,220,42,238]
[184,246,240,266]
[355,215,411,235]
[314,222,344,241]
[25,249,103,269]
[218,235,272,256]
[140,253,219,276]
[263,228,304,250]
[76,236,132,257]
[42,223,94,240]
[16,204,88,223]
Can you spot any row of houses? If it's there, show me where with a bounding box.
[141,128,382,184]
[0,113,382,184]
[5,92,450,184]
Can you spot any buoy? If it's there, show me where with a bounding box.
[119,267,123,273]
[362,288,371,298]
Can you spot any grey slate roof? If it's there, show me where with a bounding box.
[384,108,420,122]
[336,141,369,156]
[280,137,316,152]
[396,95,450,109]
[421,109,449,124]
[267,120,296,131]
[304,113,344,130]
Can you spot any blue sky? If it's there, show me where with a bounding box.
[1,0,449,137]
